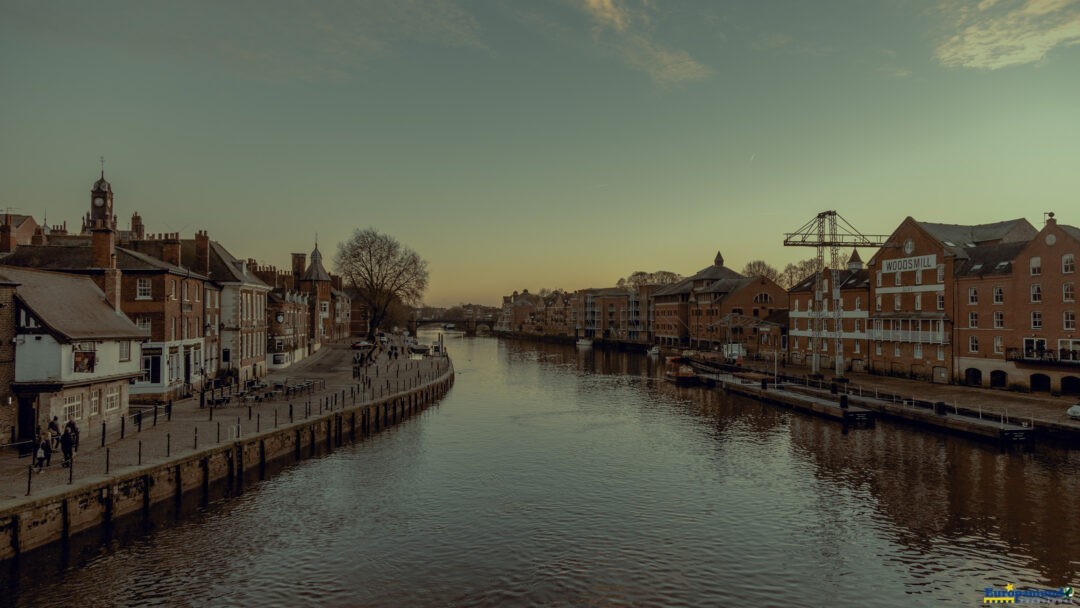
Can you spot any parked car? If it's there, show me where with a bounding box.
[1067,403,1080,420]
[351,341,373,350]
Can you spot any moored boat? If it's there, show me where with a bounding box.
[664,356,700,386]
[576,338,593,349]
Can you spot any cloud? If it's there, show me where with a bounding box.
[751,32,794,51]
[575,0,710,84]
[935,0,1080,69]
[3,0,489,83]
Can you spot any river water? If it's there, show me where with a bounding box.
[5,335,1080,607]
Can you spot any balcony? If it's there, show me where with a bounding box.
[1005,348,1080,367]
[868,330,949,344]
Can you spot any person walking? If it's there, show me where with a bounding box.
[35,434,49,472]
[65,417,80,452]
[42,433,53,467]
[48,416,61,449]
[60,427,74,468]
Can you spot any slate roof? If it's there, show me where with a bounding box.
[301,245,332,282]
[0,244,206,278]
[1060,224,1080,242]
[789,269,869,293]
[698,277,753,296]
[953,242,1028,277]
[0,266,145,340]
[914,218,1036,259]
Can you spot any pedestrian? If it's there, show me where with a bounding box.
[35,434,48,472]
[42,433,53,467]
[65,417,80,452]
[48,416,61,449]
[60,427,74,468]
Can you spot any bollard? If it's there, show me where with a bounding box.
[69,457,74,484]
[167,401,173,421]
[154,404,159,426]
[167,433,171,457]
[210,404,214,421]
[839,395,849,409]
[138,441,142,465]
[137,410,143,432]
[101,421,107,447]
[257,413,261,433]
[236,416,241,439]
[217,421,221,443]
[195,427,199,450]
[106,448,111,473]
[26,464,32,496]
[275,409,278,428]
[289,403,294,422]
[121,415,126,439]
[248,405,252,421]
[830,382,838,395]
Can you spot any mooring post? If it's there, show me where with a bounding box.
[257,413,261,433]
[138,441,143,465]
[167,433,171,457]
[106,448,111,473]
[217,421,221,443]
[26,464,32,496]
[167,400,173,421]
[121,415,126,439]
[101,421,106,447]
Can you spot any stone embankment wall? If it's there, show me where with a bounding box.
[0,371,455,562]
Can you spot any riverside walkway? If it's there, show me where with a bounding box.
[0,340,452,508]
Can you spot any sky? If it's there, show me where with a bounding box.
[2,0,1079,307]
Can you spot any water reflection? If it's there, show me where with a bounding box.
[4,337,1078,607]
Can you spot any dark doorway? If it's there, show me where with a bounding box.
[1061,376,1080,395]
[1030,373,1051,393]
[990,370,1008,389]
[964,368,983,387]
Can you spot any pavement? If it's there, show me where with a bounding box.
[736,358,1080,429]
[0,339,453,508]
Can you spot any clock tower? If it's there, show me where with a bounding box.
[89,171,114,229]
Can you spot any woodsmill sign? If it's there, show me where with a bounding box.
[881,255,936,273]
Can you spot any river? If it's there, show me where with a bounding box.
[4,334,1079,607]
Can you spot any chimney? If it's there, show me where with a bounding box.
[162,232,181,266]
[331,275,342,291]
[292,253,306,279]
[91,223,115,268]
[195,230,210,275]
[102,267,122,312]
[0,215,16,253]
[31,226,47,246]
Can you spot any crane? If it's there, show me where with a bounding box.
[783,211,889,377]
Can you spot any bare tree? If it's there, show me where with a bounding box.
[741,260,780,282]
[616,270,683,290]
[777,257,825,289]
[335,228,429,338]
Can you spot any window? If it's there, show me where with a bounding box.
[90,391,100,416]
[894,343,901,357]
[937,345,944,361]
[1066,311,1077,331]
[969,312,978,328]
[937,264,945,283]
[993,286,1004,304]
[915,294,922,311]
[73,343,96,373]
[1065,282,1075,303]
[1064,254,1075,274]
[914,342,923,358]
[63,394,83,421]
[170,280,176,300]
[793,299,799,311]
[968,288,978,304]
[969,336,979,353]
[994,336,1003,354]
[182,282,189,301]
[1030,256,1041,276]
[854,319,862,333]
[136,317,151,333]
[1032,311,1042,329]
[876,271,882,287]
[1031,284,1042,303]
[854,296,861,311]
[105,386,120,411]
[893,294,901,311]
[894,271,901,286]
[875,342,882,355]
[993,311,1004,328]
[915,270,923,285]
[137,278,152,300]
[195,283,201,302]
[854,341,861,354]
[119,340,131,362]
[936,294,945,311]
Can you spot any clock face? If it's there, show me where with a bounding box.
[93,197,105,207]
[903,238,915,255]
[276,313,285,323]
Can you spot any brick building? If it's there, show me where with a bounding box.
[788,250,871,373]
[866,216,1037,383]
